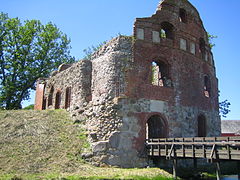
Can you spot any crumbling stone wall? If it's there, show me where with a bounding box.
[81,37,148,167]
[40,60,92,111]
[35,0,221,168]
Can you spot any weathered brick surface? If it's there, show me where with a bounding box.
[34,79,46,110]
[34,0,221,168]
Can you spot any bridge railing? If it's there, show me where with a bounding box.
[146,136,240,161]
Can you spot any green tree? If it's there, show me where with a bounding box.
[0,13,75,109]
[83,40,107,60]
[219,100,231,118]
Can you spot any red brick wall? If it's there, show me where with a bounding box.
[34,82,45,110]
[127,1,219,111]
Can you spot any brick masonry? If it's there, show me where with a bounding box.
[35,0,221,167]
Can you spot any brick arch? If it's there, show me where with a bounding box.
[65,87,71,109]
[197,114,207,137]
[150,58,172,87]
[160,21,175,40]
[146,113,169,139]
[133,112,169,152]
[179,8,187,23]
[55,91,61,109]
[48,86,54,107]
[148,55,172,67]
[203,75,211,98]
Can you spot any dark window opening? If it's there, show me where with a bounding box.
[55,91,61,109]
[204,75,211,98]
[199,38,206,59]
[198,115,207,137]
[152,61,171,87]
[179,8,187,23]
[147,115,167,139]
[65,87,71,109]
[160,22,174,39]
[48,86,54,107]
[42,98,46,110]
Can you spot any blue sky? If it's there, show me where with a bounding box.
[1,0,239,120]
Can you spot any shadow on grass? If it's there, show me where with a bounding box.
[150,157,240,180]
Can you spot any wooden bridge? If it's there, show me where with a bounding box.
[146,136,240,179]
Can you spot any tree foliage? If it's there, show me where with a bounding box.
[219,100,231,118]
[83,41,107,60]
[207,33,218,49]
[0,12,75,109]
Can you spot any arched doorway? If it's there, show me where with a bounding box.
[65,87,71,109]
[55,91,61,109]
[198,115,207,137]
[147,115,167,139]
[48,86,54,107]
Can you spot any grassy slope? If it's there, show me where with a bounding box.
[0,110,172,180]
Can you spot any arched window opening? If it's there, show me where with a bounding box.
[179,8,187,23]
[204,75,211,98]
[152,61,171,87]
[147,115,167,139]
[48,86,54,107]
[160,22,174,39]
[197,115,207,137]
[42,98,46,110]
[65,87,71,109]
[199,38,206,59]
[160,29,167,39]
[55,91,61,109]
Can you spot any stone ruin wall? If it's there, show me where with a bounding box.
[39,36,148,167]
[81,36,148,167]
[43,60,92,112]
[35,0,222,168]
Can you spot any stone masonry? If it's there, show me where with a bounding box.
[35,0,221,167]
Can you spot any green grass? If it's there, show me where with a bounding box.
[0,171,173,180]
[0,110,173,180]
[0,110,87,174]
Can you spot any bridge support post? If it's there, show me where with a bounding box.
[216,162,221,180]
[237,161,240,179]
[193,158,197,169]
[173,158,177,179]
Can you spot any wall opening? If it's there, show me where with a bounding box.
[204,75,211,98]
[197,115,207,137]
[65,87,71,109]
[42,98,46,110]
[147,115,167,139]
[152,61,171,87]
[179,8,187,23]
[199,38,206,59]
[48,86,54,107]
[55,91,61,109]
[160,22,174,39]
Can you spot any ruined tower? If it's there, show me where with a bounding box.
[35,0,220,167]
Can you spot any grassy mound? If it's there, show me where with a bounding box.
[0,110,172,180]
[0,110,87,174]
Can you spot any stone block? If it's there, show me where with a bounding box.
[92,141,108,153]
[150,100,164,113]
[180,38,187,51]
[152,31,160,43]
[136,28,144,40]
[109,132,120,148]
[190,42,196,54]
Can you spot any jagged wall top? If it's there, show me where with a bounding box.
[156,0,202,24]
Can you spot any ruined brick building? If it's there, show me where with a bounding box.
[35,0,221,167]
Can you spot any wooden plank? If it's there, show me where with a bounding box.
[147,141,240,146]
[147,136,240,161]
